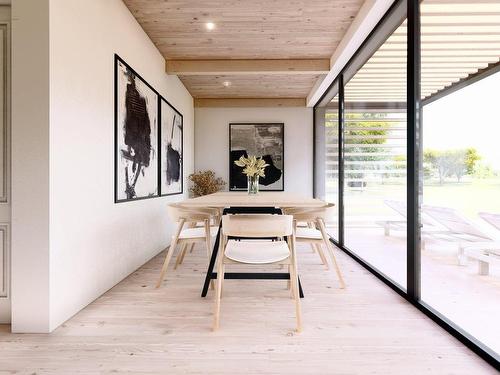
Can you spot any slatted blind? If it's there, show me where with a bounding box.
[325,108,407,196]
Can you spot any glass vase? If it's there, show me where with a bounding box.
[247,175,259,195]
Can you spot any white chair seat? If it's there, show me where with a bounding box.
[179,226,218,239]
[296,227,323,240]
[224,240,290,264]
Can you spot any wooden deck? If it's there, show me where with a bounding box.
[0,242,496,374]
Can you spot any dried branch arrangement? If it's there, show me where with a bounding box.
[188,170,226,197]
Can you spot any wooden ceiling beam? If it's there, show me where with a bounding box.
[194,98,306,108]
[166,59,330,76]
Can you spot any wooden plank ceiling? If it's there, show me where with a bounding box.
[344,0,500,103]
[122,0,365,105]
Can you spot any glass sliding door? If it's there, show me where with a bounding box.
[342,8,408,287]
[314,85,340,240]
[313,0,499,366]
[420,0,500,358]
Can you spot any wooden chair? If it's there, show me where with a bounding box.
[282,206,331,269]
[213,214,302,332]
[173,207,221,267]
[156,204,219,288]
[288,204,345,289]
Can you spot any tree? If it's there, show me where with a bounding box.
[344,112,390,187]
[465,148,481,175]
[448,150,467,182]
[324,111,399,187]
[423,149,472,184]
[473,162,496,179]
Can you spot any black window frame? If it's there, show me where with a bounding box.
[312,0,500,369]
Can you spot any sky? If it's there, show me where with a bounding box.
[423,72,500,170]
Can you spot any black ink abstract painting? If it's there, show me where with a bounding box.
[115,55,159,202]
[159,97,183,196]
[229,123,284,191]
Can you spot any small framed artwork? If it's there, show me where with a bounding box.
[159,97,183,196]
[229,123,284,191]
[115,54,159,202]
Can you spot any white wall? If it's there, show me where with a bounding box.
[195,107,313,196]
[12,0,194,332]
[11,0,51,333]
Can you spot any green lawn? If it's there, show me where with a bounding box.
[424,178,500,218]
[326,177,500,219]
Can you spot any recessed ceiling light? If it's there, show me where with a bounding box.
[222,81,231,87]
[205,22,215,31]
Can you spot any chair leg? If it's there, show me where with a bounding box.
[156,219,184,288]
[288,224,302,332]
[213,262,225,331]
[289,261,302,333]
[326,243,346,289]
[286,238,294,293]
[314,243,329,270]
[288,264,294,298]
[205,221,212,260]
[179,243,189,264]
[287,265,291,291]
[189,242,195,253]
[204,220,215,290]
[174,243,188,270]
[307,222,317,253]
[318,219,345,289]
[156,239,178,288]
[220,262,225,296]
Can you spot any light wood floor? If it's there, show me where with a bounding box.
[0,243,496,374]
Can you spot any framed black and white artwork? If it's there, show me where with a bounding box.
[229,123,284,191]
[159,97,183,196]
[115,55,159,202]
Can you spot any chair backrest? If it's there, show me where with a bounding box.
[479,212,500,231]
[423,205,490,240]
[287,203,335,223]
[167,204,212,223]
[222,214,293,238]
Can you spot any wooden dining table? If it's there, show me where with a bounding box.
[179,191,326,209]
[179,192,326,298]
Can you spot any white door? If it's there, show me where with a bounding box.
[0,5,11,323]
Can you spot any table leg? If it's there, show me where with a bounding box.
[201,222,221,297]
[298,277,304,298]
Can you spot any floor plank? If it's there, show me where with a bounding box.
[0,243,496,374]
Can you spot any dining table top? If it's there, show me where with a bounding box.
[179,191,326,208]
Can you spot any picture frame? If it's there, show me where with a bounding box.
[159,96,183,196]
[229,123,284,191]
[114,54,159,203]
[114,54,184,203]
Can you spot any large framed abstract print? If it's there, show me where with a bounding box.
[115,55,159,202]
[229,123,284,191]
[159,97,183,196]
